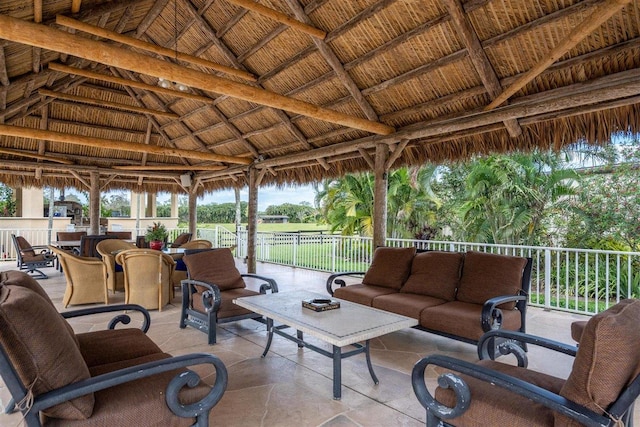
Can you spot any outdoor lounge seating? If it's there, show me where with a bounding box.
[172,240,213,287]
[412,298,640,427]
[11,234,56,279]
[169,232,192,248]
[49,246,108,307]
[327,247,532,347]
[180,248,279,344]
[116,249,175,311]
[0,270,227,427]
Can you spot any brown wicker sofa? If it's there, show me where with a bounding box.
[326,247,532,347]
[0,270,227,426]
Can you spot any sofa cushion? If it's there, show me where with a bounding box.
[435,360,564,427]
[0,285,94,419]
[372,293,446,319]
[456,251,527,310]
[401,251,463,301]
[192,287,260,319]
[557,299,640,427]
[419,301,522,342]
[362,246,416,290]
[76,328,164,368]
[183,248,245,291]
[333,284,397,306]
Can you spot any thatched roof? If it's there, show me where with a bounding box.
[0,0,639,195]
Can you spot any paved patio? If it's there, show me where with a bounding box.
[0,260,634,426]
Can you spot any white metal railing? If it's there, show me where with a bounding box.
[2,225,638,316]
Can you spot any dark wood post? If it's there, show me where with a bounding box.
[247,168,258,273]
[89,170,100,235]
[373,143,388,248]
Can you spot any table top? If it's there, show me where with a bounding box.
[52,240,82,247]
[234,290,417,347]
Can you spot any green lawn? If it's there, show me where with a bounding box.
[197,223,331,233]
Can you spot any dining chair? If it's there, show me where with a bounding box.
[169,232,192,248]
[49,246,109,307]
[55,231,87,254]
[95,239,136,293]
[105,231,132,239]
[11,234,56,279]
[79,234,118,258]
[115,249,175,311]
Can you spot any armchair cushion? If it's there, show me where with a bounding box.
[557,298,640,427]
[362,246,416,290]
[183,248,245,291]
[456,251,527,310]
[191,287,260,319]
[0,284,94,419]
[401,251,463,301]
[76,328,164,369]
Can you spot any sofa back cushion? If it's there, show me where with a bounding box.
[456,251,527,309]
[556,299,640,427]
[363,246,416,290]
[183,248,245,291]
[0,284,94,419]
[401,251,463,301]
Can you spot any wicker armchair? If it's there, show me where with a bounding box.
[0,270,227,427]
[49,246,109,307]
[115,249,175,311]
[95,239,136,293]
[412,299,640,427]
[11,234,56,279]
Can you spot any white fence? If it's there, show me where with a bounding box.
[2,225,638,316]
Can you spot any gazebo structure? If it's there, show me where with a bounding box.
[0,0,638,271]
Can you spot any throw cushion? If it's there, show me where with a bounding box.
[362,246,416,290]
[0,285,94,419]
[456,251,527,310]
[183,248,245,291]
[1,270,53,304]
[401,251,463,300]
[557,299,640,427]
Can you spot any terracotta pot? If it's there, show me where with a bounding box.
[149,240,163,250]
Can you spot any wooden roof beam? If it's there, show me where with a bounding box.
[0,124,253,165]
[38,88,179,118]
[34,0,43,23]
[486,0,633,110]
[0,15,393,135]
[56,15,257,82]
[114,165,227,171]
[0,147,73,164]
[71,0,82,14]
[226,0,326,40]
[443,0,522,137]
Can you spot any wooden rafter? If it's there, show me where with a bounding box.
[114,165,226,171]
[486,0,633,110]
[443,0,522,137]
[56,15,257,82]
[38,88,179,119]
[34,0,43,23]
[0,15,393,136]
[0,124,253,165]
[227,0,326,39]
[0,46,10,86]
[0,147,73,164]
[71,0,82,14]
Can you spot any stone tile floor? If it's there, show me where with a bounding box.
[0,260,635,426]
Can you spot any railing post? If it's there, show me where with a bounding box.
[292,234,298,267]
[331,236,336,272]
[545,249,552,310]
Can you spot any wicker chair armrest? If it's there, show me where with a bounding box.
[326,272,366,296]
[480,293,528,332]
[412,354,610,427]
[61,304,151,333]
[240,273,279,293]
[31,353,227,421]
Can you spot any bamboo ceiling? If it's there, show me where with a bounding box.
[0,0,639,194]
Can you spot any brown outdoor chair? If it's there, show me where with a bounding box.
[55,231,87,254]
[105,231,132,240]
[95,239,136,293]
[412,299,640,427]
[79,234,118,258]
[179,248,278,344]
[169,232,192,248]
[49,246,109,307]
[116,249,175,311]
[0,270,227,427]
[171,240,213,287]
[11,234,56,279]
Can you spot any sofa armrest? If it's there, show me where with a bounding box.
[480,292,528,332]
[30,353,227,423]
[412,354,611,427]
[61,304,151,333]
[181,279,222,313]
[477,329,578,366]
[241,273,279,293]
[326,272,366,296]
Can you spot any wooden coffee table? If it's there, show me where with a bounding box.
[233,290,417,399]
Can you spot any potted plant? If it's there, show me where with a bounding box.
[145,222,168,250]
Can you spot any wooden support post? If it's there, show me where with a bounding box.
[89,170,100,235]
[247,167,258,273]
[373,144,388,248]
[188,190,197,237]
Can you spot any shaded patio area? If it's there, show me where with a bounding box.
[0,260,635,426]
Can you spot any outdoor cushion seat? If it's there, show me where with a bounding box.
[180,248,278,344]
[0,270,228,427]
[372,293,447,319]
[412,299,640,427]
[169,232,192,248]
[333,283,397,306]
